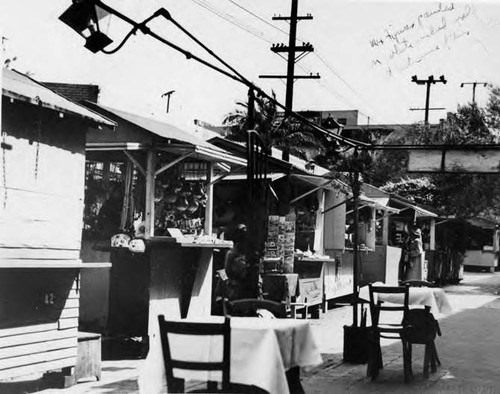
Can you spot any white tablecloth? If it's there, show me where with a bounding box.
[358,283,453,315]
[138,316,323,394]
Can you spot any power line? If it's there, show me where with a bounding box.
[190,0,274,44]
[226,0,291,38]
[193,1,373,118]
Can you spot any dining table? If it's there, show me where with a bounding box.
[358,282,453,315]
[138,316,323,394]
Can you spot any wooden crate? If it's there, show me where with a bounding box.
[75,332,101,382]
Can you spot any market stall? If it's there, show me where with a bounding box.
[202,132,354,316]
[0,70,114,382]
[361,184,438,284]
[80,103,244,341]
[441,217,499,274]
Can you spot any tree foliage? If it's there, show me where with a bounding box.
[370,88,500,221]
[222,92,325,161]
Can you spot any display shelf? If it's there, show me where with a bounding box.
[295,257,336,263]
[148,236,233,249]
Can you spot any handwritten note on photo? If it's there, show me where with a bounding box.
[369,3,474,76]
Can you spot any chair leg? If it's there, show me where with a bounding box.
[423,344,430,378]
[402,341,413,383]
[366,337,381,380]
[407,342,413,378]
[430,341,440,371]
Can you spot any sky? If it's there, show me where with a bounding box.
[1,1,500,131]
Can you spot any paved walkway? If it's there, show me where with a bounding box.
[2,271,500,393]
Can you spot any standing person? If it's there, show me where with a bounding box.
[399,225,424,282]
[406,227,424,280]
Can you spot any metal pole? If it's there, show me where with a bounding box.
[352,171,360,327]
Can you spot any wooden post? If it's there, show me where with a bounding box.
[382,213,389,246]
[366,207,376,250]
[204,162,214,236]
[144,150,156,238]
[313,189,325,254]
[429,218,436,251]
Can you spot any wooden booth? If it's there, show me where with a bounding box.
[0,70,114,381]
[361,184,438,284]
[455,218,499,273]
[80,103,243,344]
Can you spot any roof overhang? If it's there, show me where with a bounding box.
[86,141,247,166]
[391,198,438,218]
[3,69,115,128]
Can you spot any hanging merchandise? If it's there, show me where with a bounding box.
[163,183,177,204]
[174,195,188,212]
[186,194,199,214]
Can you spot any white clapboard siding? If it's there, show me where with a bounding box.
[0,189,84,251]
[0,348,77,370]
[0,357,76,381]
[0,322,59,339]
[62,298,79,310]
[58,308,79,319]
[0,133,85,199]
[0,328,77,349]
[58,318,79,330]
[0,247,80,260]
[0,337,76,360]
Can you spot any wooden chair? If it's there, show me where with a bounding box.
[404,305,442,378]
[223,298,287,318]
[367,284,413,383]
[157,315,231,393]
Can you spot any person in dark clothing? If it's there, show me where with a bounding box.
[224,224,263,301]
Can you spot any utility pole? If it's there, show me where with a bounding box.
[411,75,447,124]
[461,81,487,104]
[259,0,318,114]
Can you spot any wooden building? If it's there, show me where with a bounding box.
[0,69,114,381]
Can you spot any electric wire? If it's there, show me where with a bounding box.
[226,0,292,38]
[205,1,375,120]
[165,11,365,147]
[93,0,364,148]
[190,0,274,44]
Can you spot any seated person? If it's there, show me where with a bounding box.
[224,224,263,303]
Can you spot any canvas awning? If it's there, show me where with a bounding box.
[2,69,115,127]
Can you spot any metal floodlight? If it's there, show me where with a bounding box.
[59,0,113,53]
[461,83,465,88]
[439,75,447,84]
[411,75,418,82]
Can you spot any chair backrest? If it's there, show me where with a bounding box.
[223,298,287,318]
[368,284,410,338]
[157,315,231,392]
